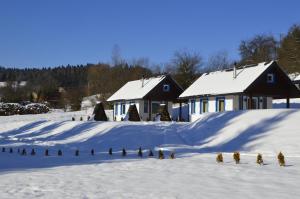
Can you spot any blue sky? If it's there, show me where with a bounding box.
[0,0,300,68]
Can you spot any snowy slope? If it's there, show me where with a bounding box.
[1,109,300,198]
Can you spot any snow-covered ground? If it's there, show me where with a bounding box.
[1,109,300,198]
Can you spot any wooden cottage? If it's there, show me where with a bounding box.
[107,75,183,121]
[179,61,300,122]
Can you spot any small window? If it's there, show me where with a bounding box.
[267,73,275,83]
[200,99,209,114]
[216,97,225,112]
[163,84,170,92]
[144,101,148,113]
[191,100,196,114]
[121,103,126,115]
[152,103,160,114]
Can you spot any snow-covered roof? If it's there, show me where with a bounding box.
[107,75,166,101]
[294,74,300,81]
[180,61,275,98]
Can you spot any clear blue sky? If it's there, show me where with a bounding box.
[0,0,300,68]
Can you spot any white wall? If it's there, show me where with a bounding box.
[113,100,175,121]
[187,95,273,122]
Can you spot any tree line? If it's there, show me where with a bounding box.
[0,24,299,110]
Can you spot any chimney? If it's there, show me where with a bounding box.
[141,75,145,87]
[233,62,237,79]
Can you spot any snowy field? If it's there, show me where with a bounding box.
[1,109,300,198]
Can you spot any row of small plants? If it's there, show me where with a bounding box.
[1,147,175,159]
[2,147,286,165]
[216,152,286,166]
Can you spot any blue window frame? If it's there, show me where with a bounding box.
[163,84,170,92]
[267,73,275,83]
[121,103,126,115]
[191,99,196,114]
[115,103,119,115]
[215,97,225,112]
[200,98,209,114]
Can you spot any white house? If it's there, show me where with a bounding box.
[179,61,300,122]
[107,75,183,121]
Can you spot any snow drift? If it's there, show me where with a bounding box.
[1,109,299,156]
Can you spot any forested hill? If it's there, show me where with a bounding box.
[0,63,153,109]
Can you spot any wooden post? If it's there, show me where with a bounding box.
[148,100,152,121]
[248,95,253,110]
[179,101,182,121]
[286,97,290,108]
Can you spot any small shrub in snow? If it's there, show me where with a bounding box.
[31,149,36,156]
[148,149,154,157]
[109,148,112,155]
[75,149,79,156]
[138,147,143,157]
[17,148,20,154]
[91,149,94,156]
[122,148,127,157]
[72,117,75,121]
[2,147,5,152]
[45,149,49,156]
[87,116,91,121]
[277,152,285,166]
[80,117,83,121]
[216,153,223,163]
[21,148,27,156]
[233,152,240,164]
[170,152,175,159]
[158,149,164,159]
[256,153,263,165]
[58,150,62,156]
[9,148,13,153]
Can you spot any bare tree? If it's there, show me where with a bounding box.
[239,34,277,65]
[111,44,125,66]
[205,50,231,72]
[171,50,203,89]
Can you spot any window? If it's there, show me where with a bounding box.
[121,103,126,115]
[216,97,225,112]
[163,84,170,92]
[152,103,160,114]
[267,73,275,83]
[191,100,196,114]
[115,103,119,115]
[200,98,209,114]
[144,101,148,113]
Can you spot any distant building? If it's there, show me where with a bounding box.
[107,75,183,121]
[179,61,300,122]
